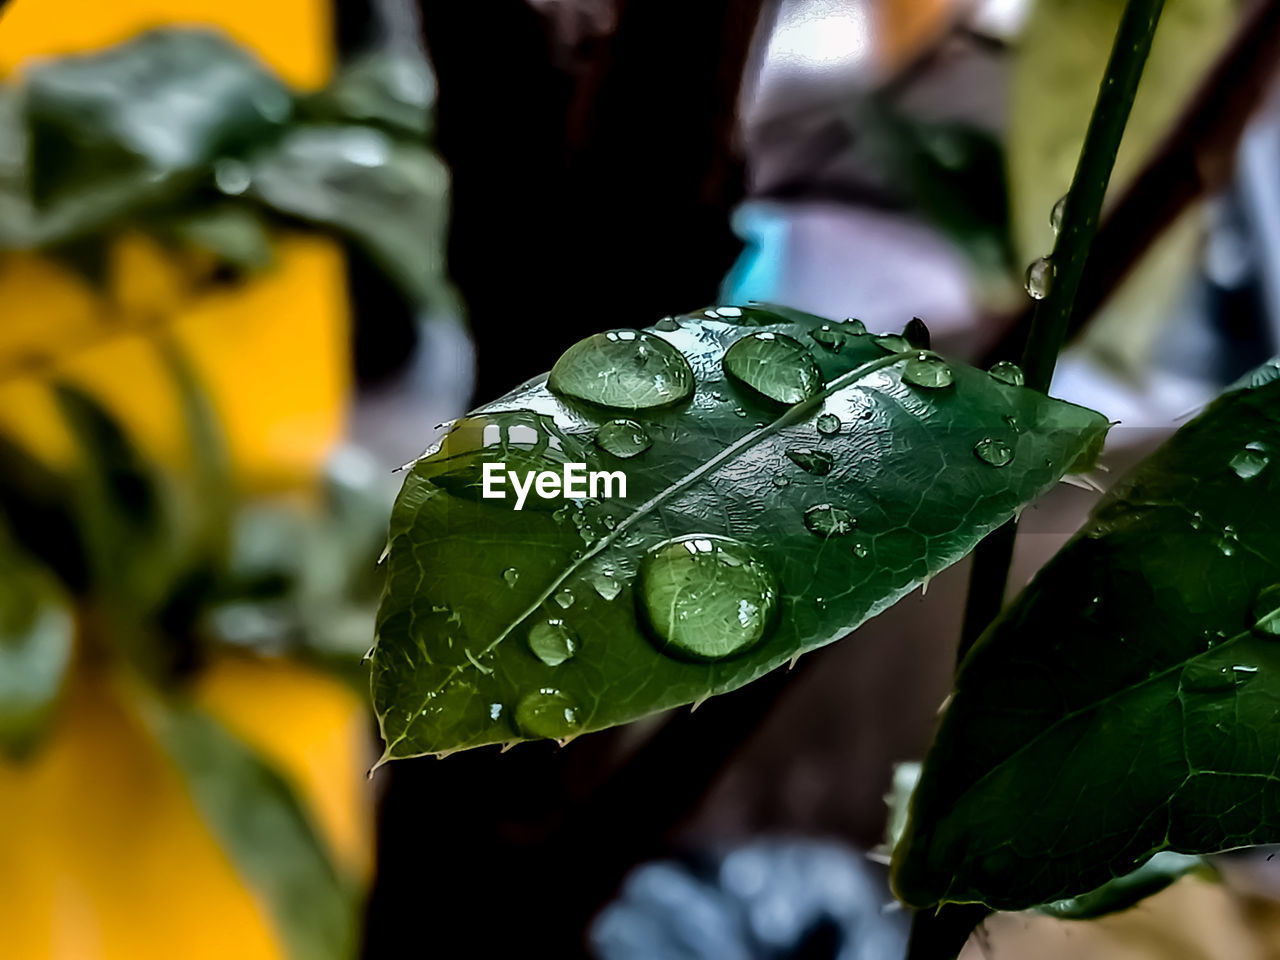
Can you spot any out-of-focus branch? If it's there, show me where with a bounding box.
[984,0,1280,368]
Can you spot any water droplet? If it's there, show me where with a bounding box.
[528,620,577,666]
[549,329,694,410]
[1002,414,1022,433]
[655,317,680,331]
[816,413,841,435]
[974,437,1014,467]
[637,535,778,661]
[502,567,520,586]
[810,323,858,352]
[902,352,953,390]
[1182,660,1240,693]
[803,503,856,537]
[1050,195,1066,236]
[734,407,747,418]
[1234,664,1259,674]
[514,688,582,739]
[852,541,869,559]
[1253,584,1280,636]
[554,589,575,609]
[988,361,1025,387]
[873,334,909,353]
[1025,257,1053,300]
[595,418,652,459]
[771,473,791,487]
[723,332,825,404]
[1230,444,1270,480]
[591,572,623,601]
[706,305,788,326]
[903,318,931,349]
[786,448,834,476]
[843,318,867,334]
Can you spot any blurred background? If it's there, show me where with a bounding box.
[2,0,1280,958]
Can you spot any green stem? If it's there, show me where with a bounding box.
[953,0,1166,669]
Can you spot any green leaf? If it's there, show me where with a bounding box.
[246,124,449,309]
[167,203,275,271]
[304,49,435,137]
[893,364,1280,911]
[140,696,358,960]
[0,535,74,758]
[1038,852,1211,920]
[371,306,1109,759]
[24,28,291,208]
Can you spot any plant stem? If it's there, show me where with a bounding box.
[954,0,1167,668]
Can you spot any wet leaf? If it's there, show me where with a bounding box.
[371,306,1109,759]
[304,48,435,137]
[894,363,1280,911]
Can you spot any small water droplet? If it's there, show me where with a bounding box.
[554,589,576,609]
[1002,414,1022,433]
[974,437,1014,467]
[843,317,867,334]
[591,572,624,601]
[803,503,857,537]
[1025,257,1053,300]
[873,334,909,353]
[734,407,747,418]
[903,318,931,349]
[528,620,577,666]
[1050,195,1066,236]
[595,418,652,459]
[902,352,953,389]
[655,317,680,332]
[1181,660,1239,693]
[771,473,791,487]
[549,329,694,410]
[809,319,866,352]
[503,567,520,586]
[1253,583,1280,636]
[1230,445,1270,480]
[723,332,825,404]
[852,541,869,558]
[514,688,582,738]
[988,361,1025,387]
[712,391,727,402]
[816,413,841,435]
[785,447,834,476]
[637,535,779,661]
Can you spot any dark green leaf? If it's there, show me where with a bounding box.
[0,535,74,758]
[371,307,1108,759]
[141,698,358,960]
[167,204,275,271]
[246,124,449,308]
[24,28,291,208]
[304,49,435,137]
[893,364,1280,911]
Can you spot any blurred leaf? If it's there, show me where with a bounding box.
[24,28,291,209]
[167,204,275,272]
[247,124,449,308]
[0,434,88,591]
[1008,0,1234,373]
[142,696,358,960]
[372,307,1109,760]
[0,535,74,758]
[893,362,1280,910]
[305,49,435,137]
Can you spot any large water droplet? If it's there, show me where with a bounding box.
[903,318,931,350]
[974,437,1014,467]
[723,332,825,404]
[1253,584,1280,636]
[637,535,778,661]
[549,329,694,410]
[1230,442,1270,480]
[1050,195,1066,236]
[786,448,834,476]
[803,503,856,537]
[1025,257,1053,300]
[502,567,520,586]
[988,361,1025,387]
[514,688,582,739]
[816,413,841,436]
[873,334,909,353]
[902,353,953,390]
[554,589,576,609]
[528,620,577,666]
[595,418,652,459]
[591,571,623,601]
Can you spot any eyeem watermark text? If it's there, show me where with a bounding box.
[481,463,626,510]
